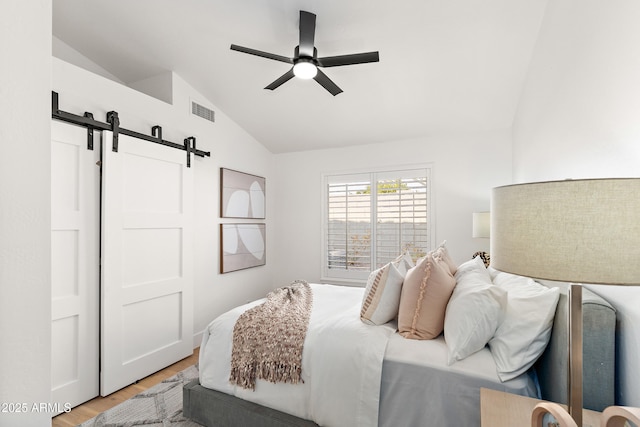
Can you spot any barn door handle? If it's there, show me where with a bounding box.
[84,112,94,150]
[106,111,120,152]
[184,136,196,168]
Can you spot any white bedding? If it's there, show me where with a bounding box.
[199,283,538,427]
[379,333,539,427]
[199,283,394,427]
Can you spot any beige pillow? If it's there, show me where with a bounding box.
[398,249,456,339]
[360,262,404,325]
[418,241,457,275]
[437,240,458,275]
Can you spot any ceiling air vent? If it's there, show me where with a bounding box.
[191,101,215,123]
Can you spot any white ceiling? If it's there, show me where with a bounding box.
[52,0,547,153]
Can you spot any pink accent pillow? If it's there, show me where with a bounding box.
[417,241,458,275]
[437,240,458,275]
[398,249,456,340]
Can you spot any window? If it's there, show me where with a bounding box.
[323,167,432,281]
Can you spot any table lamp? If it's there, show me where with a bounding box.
[490,178,640,426]
[472,212,490,238]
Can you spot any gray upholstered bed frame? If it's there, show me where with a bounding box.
[183,285,616,426]
[535,286,616,411]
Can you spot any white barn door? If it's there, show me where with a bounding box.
[51,121,100,411]
[100,131,194,395]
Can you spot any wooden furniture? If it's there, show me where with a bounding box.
[601,406,640,427]
[480,388,601,427]
[531,402,580,427]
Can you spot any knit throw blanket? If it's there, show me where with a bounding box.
[229,280,313,390]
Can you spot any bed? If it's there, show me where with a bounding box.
[184,253,616,427]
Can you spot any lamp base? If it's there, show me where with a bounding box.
[568,284,583,426]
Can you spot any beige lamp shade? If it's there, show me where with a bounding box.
[492,177,640,427]
[472,212,490,238]
[491,178,640,285]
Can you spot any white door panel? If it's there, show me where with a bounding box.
[51,121,100,412]
[100,131,193,396]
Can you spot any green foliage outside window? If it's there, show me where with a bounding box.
[358,180,409,194]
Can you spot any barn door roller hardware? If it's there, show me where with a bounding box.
[51,91,211,166]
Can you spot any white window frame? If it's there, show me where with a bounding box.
[321,164,434,284]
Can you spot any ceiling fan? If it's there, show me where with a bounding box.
[230,10,380,96]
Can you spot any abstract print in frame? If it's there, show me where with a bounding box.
[220,223,266,273]
[220,168,265,219]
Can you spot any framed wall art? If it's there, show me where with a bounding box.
[220,223,266,273]
[220,168,265,219]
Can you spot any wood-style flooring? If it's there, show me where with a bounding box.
[51,347,199,427]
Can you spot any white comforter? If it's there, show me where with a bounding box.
[199,283,393,427]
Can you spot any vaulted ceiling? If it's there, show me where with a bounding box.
[52,0,548,153]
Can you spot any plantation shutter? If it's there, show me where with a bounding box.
[324,167,431,281]
[374,170,430,268]
[326,174,372,274]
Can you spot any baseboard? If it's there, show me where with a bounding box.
[193,329,204,350]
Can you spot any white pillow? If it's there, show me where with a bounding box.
[488,272,560,381]
[454,256,492,290]
[393,252,415,275]
[445,256,506,364]
[486,265,500,280]
[360,262,404,325]
[445,286,507,364]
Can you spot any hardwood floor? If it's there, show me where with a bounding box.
[52,348,199,427]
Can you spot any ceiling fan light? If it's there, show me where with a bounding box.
[293,61,317,79]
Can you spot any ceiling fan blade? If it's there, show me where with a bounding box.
[230,44,293,64]
[317,51,380,68]
[298,11,316,57]
[265,68,296,90]
[313,69,343,96]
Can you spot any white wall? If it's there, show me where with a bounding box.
[272,129,512,286]
[513,0,640,406]
[0,2,52,426]
[53,36,126,85]
[52,58,277,345]
[53,36,127,86]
